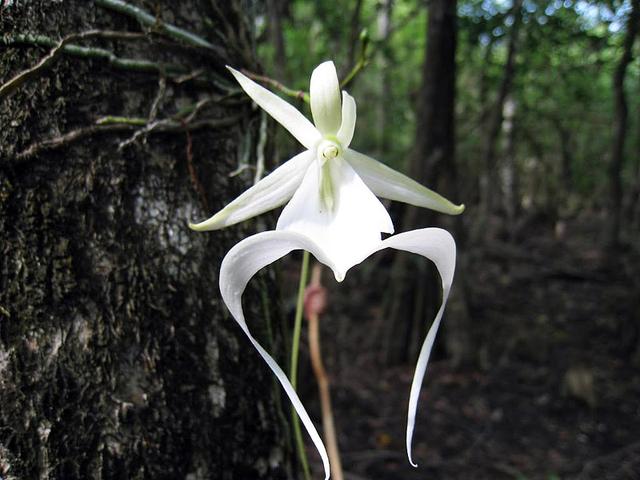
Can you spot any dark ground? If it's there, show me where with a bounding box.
[285,212,640,480]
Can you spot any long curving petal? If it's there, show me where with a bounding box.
[380,228,456,467]
[219,230,335,480]
[310,61,342,136]
[220,227,455,476]
[228,66,322,150]
[276,156,394,282]
[336,91,356,148]
[345,149,465,215]
[189,150,313,231]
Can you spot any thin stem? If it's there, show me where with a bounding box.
[2,34,185,75]
[307,264,344,480]
[340,29,370,90]
[290,250,312,480]
[0,30,153,100]
[241,69,310,103]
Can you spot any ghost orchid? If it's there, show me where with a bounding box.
[189,61,463,480]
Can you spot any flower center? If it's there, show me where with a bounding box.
[317,139,341,164]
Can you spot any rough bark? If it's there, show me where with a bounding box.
[383,0,472,367]
[608,0,639,247]
[0,1,292,479]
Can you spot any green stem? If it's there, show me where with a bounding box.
[242,70,310,103]
[290,250,311,480]
[95,0,217,51]
[340,29,370,89]
[2,34,184,74]
[96,115,147,126]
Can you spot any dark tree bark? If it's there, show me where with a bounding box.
[382,0,471,367]
[345,0,364,74]
[0,1,292,479]
[608,0,639,247]
[628,76,640,233]
[553,116,574,196]
[267,0,289,81]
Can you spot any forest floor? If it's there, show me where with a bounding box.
[290,213,640,480]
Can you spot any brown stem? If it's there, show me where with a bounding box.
[306,264,343,480]
[240,69,309,103]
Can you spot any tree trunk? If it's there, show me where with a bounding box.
[500,96,519,238]
[375,0,393,157]
[0,2,292,479]
[554,116,574,198]
[383,0,471,368]
[346,0,364,74]
[477,0,523,230]
[608,0,639,247]
[629,76,640,233]
[267,0,289,82]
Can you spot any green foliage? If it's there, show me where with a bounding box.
[256,0,640,214]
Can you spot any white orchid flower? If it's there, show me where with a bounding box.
[189,61,464,480]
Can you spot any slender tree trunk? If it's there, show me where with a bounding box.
[267,0,289,82]
[345,0,364,73]
[376,0,393,157]
[383,0,471,367]
[630,76,640,233]
[554,117,574,197]
[608,0,639,247]
[500,96,519,238]
[0,2,292,479]
[478,36,496,128]
[478,0,523,228]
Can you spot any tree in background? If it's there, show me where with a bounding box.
[608,0,639,247]
[383,0,474,367]
[478,0,523,235]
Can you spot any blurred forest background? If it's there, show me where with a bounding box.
[256,0,640,479]
[1,0,639,479]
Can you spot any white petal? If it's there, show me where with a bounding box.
[189,151,313,231]
[228,66,321,150]
[336,91,356,148]
[310,61,342,135]
[345,149,465,215]
[276,157,394,281]
[379,228,456,468]
[220,230,333,480]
